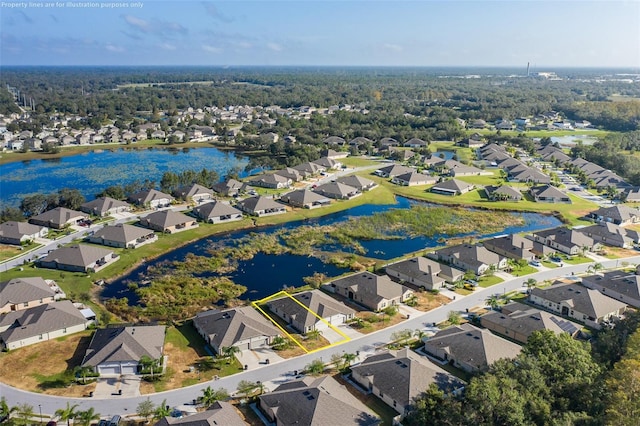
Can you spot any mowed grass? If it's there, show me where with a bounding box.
[0,242,41,262]
[340,157,382,167]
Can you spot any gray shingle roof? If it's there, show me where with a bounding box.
[530,282,627,319]
[352,348,464,411]
[481,302,580,340]
[236,196,284,213]
[128,189,174,205]
[0,277,56,309]
[40,244,115,268]
[266,290,355,330]
[154,401,245,426]
[280,189,330,206]
[82,325,166,367]
[173,184,213,200]
[0,301,87,346]
[90,224,154,244]
[582,271,640,302]
[334,175,376,191]
[193,306,281,351]
[29,207,88,227]
[140,210,194,229]
[192,201,242,220]
[423,323,521,371]
[430,179,474,194]
[329,272,409,310]
[259,375,380,426]
[0,221,45,241]
[313,182,360,198]
[81,197,131,216]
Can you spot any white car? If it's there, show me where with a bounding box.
[529,260,542,267]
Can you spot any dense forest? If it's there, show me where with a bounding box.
[405,311,640,426]
[1,67,639,131]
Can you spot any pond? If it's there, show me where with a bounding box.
[0,147,249,209]
[550,135,598,148]
[102,196,561,305]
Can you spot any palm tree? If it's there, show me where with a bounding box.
[588,262,604,274]
[14,403,34,426]
[200,386,229,407]
[153,400,171,421]
[342,352,357,369]
[75,408,101,426]
[524,278,537,292]
[0,397,17,421]
[485,294,502,311]
[221,345,240,363]
[305,359,325,376]
[305,329,322,341]
[55,402,79,426]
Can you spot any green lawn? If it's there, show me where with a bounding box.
[340,157,382,167]
[0,242,41,262]
[562,255,593,265]
[510,265,538,277]
[478,275,504,288]
[542,261,559,269]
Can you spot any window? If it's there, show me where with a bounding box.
[379,392,384,398]
[63,328,67,333]
[23,302,28,308]
[39,334,43,340]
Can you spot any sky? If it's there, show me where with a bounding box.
[1,0,639,67]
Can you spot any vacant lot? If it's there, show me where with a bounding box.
[0,330,95,397]
[412,291,450,311]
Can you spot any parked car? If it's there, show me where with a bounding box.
[529,260,542,267]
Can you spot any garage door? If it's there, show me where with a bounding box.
[121,364,138,375]
[236,342,250,351]
[98,364,120,375]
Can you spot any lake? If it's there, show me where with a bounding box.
[550,135,598,148]
[0,147,249,209]
[103,196,562,305]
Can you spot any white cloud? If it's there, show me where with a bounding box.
[159,43,177,51]
[123,15,151,33]
[105,44,125,53]
[382,43,403,52]
[267,42,283,52]
[202,44,222,54]
[234,41,252,49]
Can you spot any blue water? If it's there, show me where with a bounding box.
[103,197,561,305]
[0,147,249,208]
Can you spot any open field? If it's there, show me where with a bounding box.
[0,330,95,396]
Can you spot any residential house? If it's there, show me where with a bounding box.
[335,175,377,192]
[80,197,132,217]
[29,207,88,229]
[390,149,416,162]
[313,182,361,200]
[483,185,523,201]
[529,185,571,203]
[510,168,551,184]
[403,138,428,148]
[379,137,400,148]
[324,272,413,312]
[578,222,640,248]
[192,201,243,224]
[236,196,286,217]
[582,271,640,309]
[469,119,487,129]
[349,137,374,149]
[385,256,464,290]
[530,226,598,255]
[212,179,245,197]
[0,277,63,314]
[127,189,174,209]
[624,187,640,203]
[447,162,489,177]
[482,234,536,261]
[154,401,245,426]
[81,325,166,376]
[87,224,157,249]
[422,323,521,374]
[313,156,341,170]
[429,179,475,196]
[321,149,349,159]
[0,221,47,245]
[0,301,92,350]
[293,162,325,176]
[588,205,640,226]
[265,290,356,333]
[193,306,282,354]
[280,189,331,209]
[249,173,292,189]
[423,155,447,169]
[151,130,166,140]
[495,119,514,130]
[457,133,484,148]
[480,302,580,344]
[374,164,415,178]
[323,136,347,146]
[529,282,627,329]
[390,171,437,186]
[172,184,214,203]
[258,376,380,426]
[139,210,198,233]
[38,244,119,272]
[429,243,507,275]
[274,168,305,182]
[351,348,464,417]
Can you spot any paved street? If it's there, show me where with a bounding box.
[2,255,638,418]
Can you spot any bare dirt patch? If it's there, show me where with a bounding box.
[599,246,639,259]
[412,291,451,311]
[0,330,96,397]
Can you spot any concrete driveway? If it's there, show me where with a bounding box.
[235,347,284,371]
[93,375,141,399]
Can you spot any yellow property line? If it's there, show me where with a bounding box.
[252,290,351,354]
